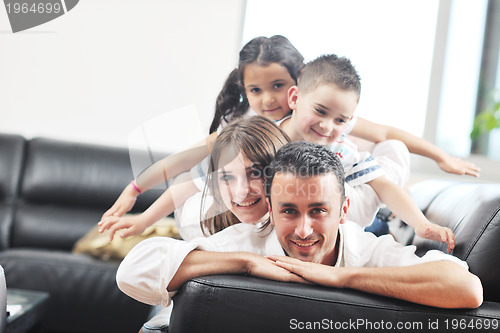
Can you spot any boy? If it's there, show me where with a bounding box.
[279,54,455,252]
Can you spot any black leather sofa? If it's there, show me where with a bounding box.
[169,180,500,333]
[0,133,160,333]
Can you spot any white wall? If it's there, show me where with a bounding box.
[0,0,246,151]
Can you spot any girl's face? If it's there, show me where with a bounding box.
[288,84,358,146]
[216,150,268,224]
[243,63,296,121]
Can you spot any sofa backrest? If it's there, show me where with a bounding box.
[0,134,26,250]
[3,136,160,251]
[409,180,500,302]
[0,265,6,333]
[0,134,25,203]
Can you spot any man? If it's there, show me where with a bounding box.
[117,141,482,309]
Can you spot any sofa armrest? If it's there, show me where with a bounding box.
[396,180,500,303]
[170,275,500,333]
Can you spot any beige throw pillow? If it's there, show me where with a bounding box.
[72,215,181,261]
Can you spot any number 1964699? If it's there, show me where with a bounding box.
[5,2,61,14]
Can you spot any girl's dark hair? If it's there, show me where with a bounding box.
[209,35,304,133]
[201,116,290,235]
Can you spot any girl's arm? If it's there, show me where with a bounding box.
[367,176,455,253]
[98,174,200,240]
[350,117,480,177]
[135,131,218,190]
[101,131,218,219]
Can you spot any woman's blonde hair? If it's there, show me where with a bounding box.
[201,116,290,235]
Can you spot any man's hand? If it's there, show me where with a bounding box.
[244,253,308,284]
[266,255,345,287]
[168,251,306,292]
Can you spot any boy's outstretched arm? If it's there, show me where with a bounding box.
[350,117,480,177]
[98,175,200,240]
[101,132,218,219]
[368,176,456,253]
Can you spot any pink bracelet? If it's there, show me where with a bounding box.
[130,180,143,194]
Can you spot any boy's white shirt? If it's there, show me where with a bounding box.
[116,221,468,307]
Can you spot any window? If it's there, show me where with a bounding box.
[472,0,500,160]
[435,0,488,158]
[243,0,438,139]
[243,0,493,161]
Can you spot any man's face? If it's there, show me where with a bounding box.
[267,172,349,265]
[288,84,358,146]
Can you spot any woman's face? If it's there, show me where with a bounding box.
[216,150,268,224]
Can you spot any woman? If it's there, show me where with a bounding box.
[121,116,290,333]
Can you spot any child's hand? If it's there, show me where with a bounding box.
[438,155,480,177]
[101,183,141,220]
[415,222,456,253]
[98,214,149,241]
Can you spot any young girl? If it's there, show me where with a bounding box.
[99,35,479,241]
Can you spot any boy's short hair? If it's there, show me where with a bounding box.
[298,54,361,101]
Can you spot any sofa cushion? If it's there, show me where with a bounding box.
[21,137,144,208]
[12,203,103,250]
[0,248,151,333]
[13,137,163,250]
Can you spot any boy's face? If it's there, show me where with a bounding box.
[288,84,358,146]
[267,172,349,266]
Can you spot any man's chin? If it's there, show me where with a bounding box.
[291,252,318,263]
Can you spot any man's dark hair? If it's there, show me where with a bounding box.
[265,141,345,204]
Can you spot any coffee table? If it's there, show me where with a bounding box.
[6,289,49,333]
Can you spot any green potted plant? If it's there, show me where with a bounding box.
[471,91,500,140]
